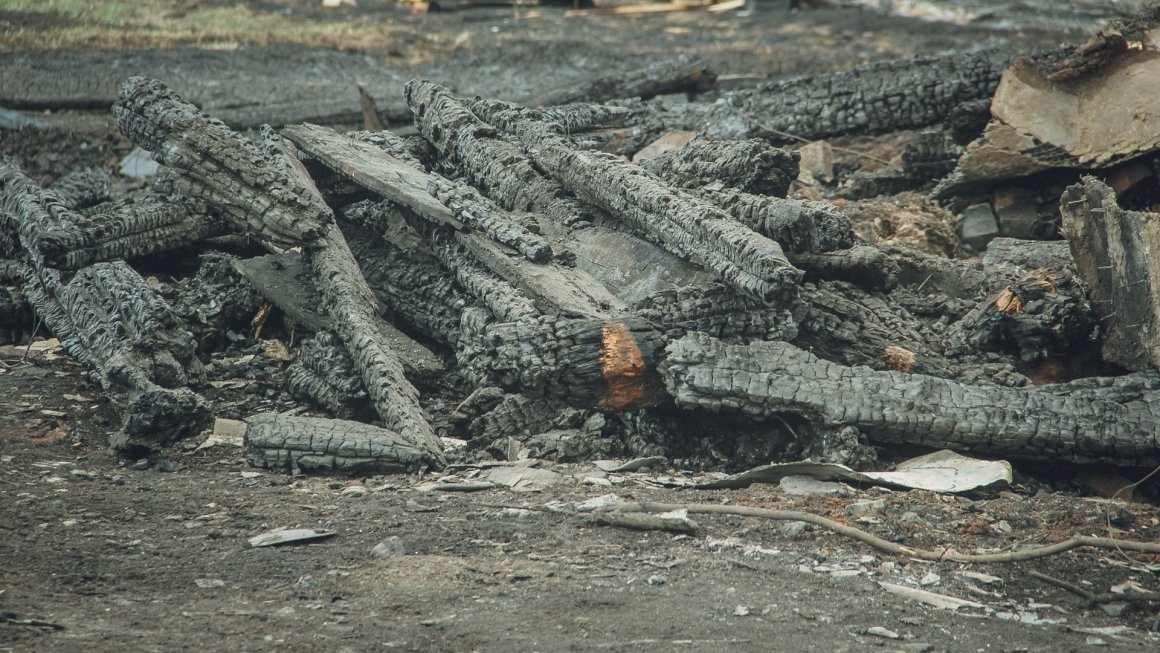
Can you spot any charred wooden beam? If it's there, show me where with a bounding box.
[245,413,427,475]
[285,330,374,420]
[285,124,624,319]
[525,55,716,108]
[113,77,332,246]
[944,271,1094,364]
[29,194,229,270]
[622,48,1015,147]
[538,103,630,132]
[1,158,211,452]
[1061,177,1160,371]
[788,243,900,292]
[400,87,593,228]
[446,88,803,302]
[427,174,552,263]
[458,309,668,412]
[632,283,798,342]
[637,138,799,197]
[660,333,1160,467]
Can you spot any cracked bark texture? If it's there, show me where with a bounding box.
[698,188,855,254]
[638,138,799,197]
[49,168,111,211]
[1061,177,1160,371]
[285,330,374,420]
[457,309,668,412]
[624,48,1014,146]
[245,413,427,475]
[113,77,332,246]
[453,89,803,303]
[633,283,798,342]
[427,174,553,263]
[1,158,210,452]
[660,333,1160,467]
[537,103,629,133]
[525,55,716,108]
[405,82,591,228]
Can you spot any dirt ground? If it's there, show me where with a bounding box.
[3,1,1160,651]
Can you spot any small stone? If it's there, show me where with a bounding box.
[865,626,900,639]
[340,485,367,498]
[959,203,999,252]
[648,575,666,586]
[371,536,406,559]
[779,521,808,537]
[156,459,176,473]
[131,459,150,471]
[1098,602,1128,617]
[843,499,886,518]
[110,475,125,485]
[919,572,941,586]
[733,605,751,617]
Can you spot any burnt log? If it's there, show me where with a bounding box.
[660,333,1160,467]
[113,77,332,246]
[245,413,427,475]
[285,331,374,420]
[1061,177,1160,371]
[0,158,211,452]
[0,285,35,346]
[449,89,803,303]
[525,55,716,108]
[49,168,111,211]
[623,48,1015,147]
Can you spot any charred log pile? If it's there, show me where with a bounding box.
[2,11,1160,476]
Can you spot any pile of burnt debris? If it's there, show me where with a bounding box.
[2,10,1159,480]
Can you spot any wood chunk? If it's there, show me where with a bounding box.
[245,413,427,474]
[1061,177,1160,371]
[637,137,799,197]
[660,333,1160,467]
[525,56,716,108]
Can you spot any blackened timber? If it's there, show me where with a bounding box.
[453,89,803,302]
[113,77,332,246]
[458,310,668,412]
[245,413,427,475]
[285,125,623,319]
[48,168,111,211]
[660,333,1160,467]
[628,48,1015,145]
[427,175,552,263]
[401,87,592,228]
[525,56,716,108]
[34,195,229,270]
[1061,177,1160,372]
[1,160,211,451]
[637,138,799,197]
[285,331,374,420]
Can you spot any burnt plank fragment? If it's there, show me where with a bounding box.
[525,55,716,108]
[113,76,332,246]
[661,333,1160,467]
[1061,177,1160,371]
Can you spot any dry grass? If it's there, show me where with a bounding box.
[0,0,430,52]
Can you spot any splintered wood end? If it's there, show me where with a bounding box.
[598,322,664,412]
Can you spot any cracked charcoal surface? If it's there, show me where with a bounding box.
[457,89,803,303]
[660,333,1160,467]
[638,138,799,198]
[113,77,332,246]
[245,413,426,475]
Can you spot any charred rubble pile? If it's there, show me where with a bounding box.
[1,12,1159,478]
